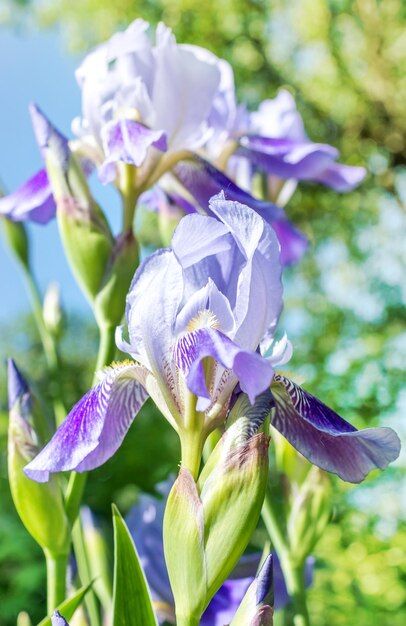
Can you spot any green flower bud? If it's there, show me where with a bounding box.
[287,466,331,563]
[7,359,70,556]
[230,555,274,626]
[200,394,270,601]
[43,282,64,339]
[1,217,30,270]
[30,104,113,304]
[163,469,207,626]
[164,391,271,626]
[94,230,139,328]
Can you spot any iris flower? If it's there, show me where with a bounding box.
[24,195,400,484]
[232,89,366,197]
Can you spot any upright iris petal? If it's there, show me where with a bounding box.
[74,19,228,181]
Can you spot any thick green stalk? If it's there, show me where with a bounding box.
[262,490,310,626]
[44,550,69,614]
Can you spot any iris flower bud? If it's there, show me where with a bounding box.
[30,104,113,304]
[163,391,271,626]
[7,359,70,556]
[94,229,139,328]
[230,554,274,626]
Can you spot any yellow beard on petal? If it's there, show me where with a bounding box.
[186,309,220,332]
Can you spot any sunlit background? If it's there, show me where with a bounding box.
[0,1,405,624]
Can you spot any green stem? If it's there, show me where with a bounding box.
[180,428,205,480]
[262,490,310,626]
[22,268,66,426]
[72,519,101,626]
[120,164,139,232]
[44,550,69,614]
[94,323,117,375]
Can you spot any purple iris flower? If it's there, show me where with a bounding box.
[24,195,400,484]
[234,90,366,194]
[126,479,312,625]
[73,19,231,184]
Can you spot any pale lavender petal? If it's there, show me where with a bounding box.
[0,169,56,224]
[24,362,148,482]
[314,162,367,192]
[174,327,274,409]
[153,25,221,150]
[99,118,167,183]
[271,374,401,483]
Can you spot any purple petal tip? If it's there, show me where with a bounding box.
[7,358,29,411]
[256,554,274,607]
[29,103,69,167]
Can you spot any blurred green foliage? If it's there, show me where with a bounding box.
[1,0,405,624]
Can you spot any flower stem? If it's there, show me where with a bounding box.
[22,267,66,426]
[72,518,101,626]
[94,323,117,375]
[44,550,68,614]
[262,490,310,626]
[180,428,205,480]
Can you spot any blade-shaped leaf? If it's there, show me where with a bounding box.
[112,504,158,626]
[37,583,92,626]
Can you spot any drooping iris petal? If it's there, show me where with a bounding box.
[237,136,338,178]
[173,155,308,265]
[0,169,56,224]
[99,118,167,183]
[175,327,274,410]
[314,162,367,192]
[270,374,401,483]
[24,362,148,482]
[245,90,366,193]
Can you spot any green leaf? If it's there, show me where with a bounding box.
[37,582,92,626]
[112,504,158,626]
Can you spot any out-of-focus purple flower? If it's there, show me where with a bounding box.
[126,479,310,625]
[74,19,232,184]
[234,90,366,195]
[24,194,285,480]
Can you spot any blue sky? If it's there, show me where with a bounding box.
[0,27,120,321]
